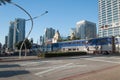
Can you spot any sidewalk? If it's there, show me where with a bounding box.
[61,65,120,80]
[0,56,40,62]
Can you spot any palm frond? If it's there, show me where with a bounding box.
[0,0,11,5]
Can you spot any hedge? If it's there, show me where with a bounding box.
[44,52,87,58]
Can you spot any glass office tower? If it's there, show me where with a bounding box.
[98,0,120,37]
[13,18,25,49]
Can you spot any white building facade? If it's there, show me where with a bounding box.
[98,0,120,37]
[76,20,96,39]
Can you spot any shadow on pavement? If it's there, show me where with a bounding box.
[0,70,30,78]
[0,64,20,68]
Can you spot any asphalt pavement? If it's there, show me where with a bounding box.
[0,55,120,80]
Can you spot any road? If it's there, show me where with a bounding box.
[0,55,120,80]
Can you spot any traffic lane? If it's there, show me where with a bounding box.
[17,57,120,80]
[0,63,29,79]
[1,56,120,80]
[0,62,40,80]
[42,60,119,80]
[60,64,120,80]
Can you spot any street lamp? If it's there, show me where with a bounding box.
[14,11,48,58]
[10,2,48,59]
[9,2,33,59]
[19,11,48,58]
[0,0,48,58]
[0,0,33,58]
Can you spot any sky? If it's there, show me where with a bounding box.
[0,0,98,45]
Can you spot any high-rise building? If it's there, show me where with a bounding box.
[8,18,25,50]
[8,21,14,50]
[5,36,8,48]
[40,36,44,45]
[13,18,25,49]
[0,42,2,49]
[98,0,120,37]
[76,20,96,39]
[0,42,2,54]
[44,28,55,41]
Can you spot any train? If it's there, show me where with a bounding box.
[44,36,120,54]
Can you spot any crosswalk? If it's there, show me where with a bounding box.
[14,60,87,77]
[15,60,63,66]
[14,56,120,78]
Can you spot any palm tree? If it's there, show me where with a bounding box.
[0,0,11,5]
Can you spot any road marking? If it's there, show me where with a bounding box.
[41,60,63,63]
[26,64,86,71]
[92,57,120,60]
[85,58,120,64]
[109,57,120,60]
[35,63,73,76]
[16,60,63,66]
[19,62,41,66]
[26,65,63,70]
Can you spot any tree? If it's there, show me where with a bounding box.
[15,39,32,50]
[0,0,11,5]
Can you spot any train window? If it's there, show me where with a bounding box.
[63,48,65,51]
[77,42,80,44]
[73,48,76,51]
[68,42,72,44]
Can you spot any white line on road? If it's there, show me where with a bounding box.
[35,63,73,76]
[15,60,63,66]
[26,65,63,70]
[26,64,86,71]
[19,62,41,66]
[85,58,120,64]
[109,57,120,60]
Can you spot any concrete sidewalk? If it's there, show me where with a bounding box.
[61,65,120,80]
[0,56,40,62]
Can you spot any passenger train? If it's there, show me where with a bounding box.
[45,36,120,54]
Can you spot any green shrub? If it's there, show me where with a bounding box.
[44,52,87,58]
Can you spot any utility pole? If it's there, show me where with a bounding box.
[112,36,116,54]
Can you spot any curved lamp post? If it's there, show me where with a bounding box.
[10,2,33,59]
[1,0,48,58]
[10,2,48,58]
[0,0,32,58]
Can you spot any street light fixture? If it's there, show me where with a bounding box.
[20,11,48,58]
[0,0,33,58]
[9,2,33,59]
[0,0,48,58]
[10,2,48,59]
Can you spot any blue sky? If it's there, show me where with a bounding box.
[0,0,98,44]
